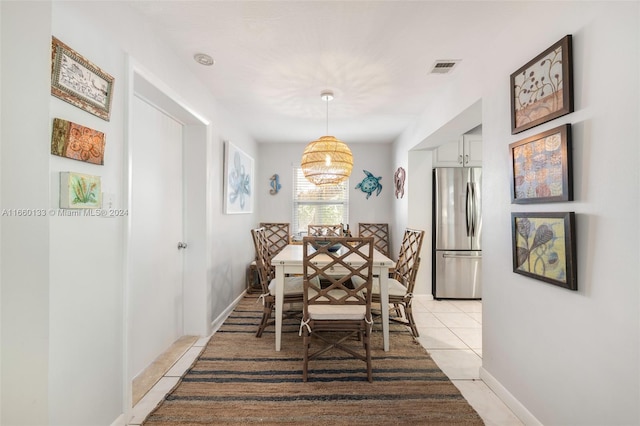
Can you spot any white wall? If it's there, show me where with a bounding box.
[1,1,260,424]
[1,2,52,425]
[393,2,639,424]
[406,149,433,295]
[48,5,128,424]
[256,142,395,248]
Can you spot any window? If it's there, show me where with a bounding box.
[292,167,349,236]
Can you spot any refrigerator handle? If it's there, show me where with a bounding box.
[470,182,476,237]
[443,253,482,259]
[465,182,472,237]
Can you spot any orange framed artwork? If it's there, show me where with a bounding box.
[51,118,105,165]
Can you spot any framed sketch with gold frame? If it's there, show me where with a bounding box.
[51,37,114,121]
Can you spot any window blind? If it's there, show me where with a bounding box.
[292,167,349,236]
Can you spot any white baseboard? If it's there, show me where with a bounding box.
[110,413,126,426]
[209,290,247,333]
[479,367,542,426]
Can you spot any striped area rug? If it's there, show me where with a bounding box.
[142,296,483,425]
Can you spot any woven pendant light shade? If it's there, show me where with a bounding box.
[301,135,353,186]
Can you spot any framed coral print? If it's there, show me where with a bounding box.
[51,118,106,165]
[509,124,572,203]
[394,166,406,199]
[511,212,577,290]
[510,35,573,134]
[51,37,114,121]
[224,141,254,214]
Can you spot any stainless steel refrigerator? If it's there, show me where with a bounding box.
[432,167,482,299]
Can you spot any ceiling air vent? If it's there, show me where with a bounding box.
[430,60,460,74]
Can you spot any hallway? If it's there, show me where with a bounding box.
[129,295,522,425]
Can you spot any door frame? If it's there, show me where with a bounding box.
[123,58,210,416]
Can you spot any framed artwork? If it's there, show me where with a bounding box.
[224,141,254,214]
[510,35,573,134]
[60,172,102,209]
[51,118,105,165]
[511,212,577,290]
[51,37,115,121]
[509,124,572,203]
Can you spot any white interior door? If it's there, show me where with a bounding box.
[130,95,185,378]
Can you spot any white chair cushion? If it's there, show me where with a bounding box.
[308,304,366,321]
[268,276,320,296]
[351,276,408,297]
[268,276,304,295]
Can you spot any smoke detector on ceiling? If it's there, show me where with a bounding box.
[429,60,460,74]
[194,53,215,66]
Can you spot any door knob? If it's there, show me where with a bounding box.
[177,242,188,249]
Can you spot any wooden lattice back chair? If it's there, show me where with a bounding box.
[353,228,425,337]
[259,222,290,257]
[300,236,375,382]
[358,223,390,257]
[251,227,304,337]
[307,224,342,237]
[378,228,425,337]
[247,223,290,293]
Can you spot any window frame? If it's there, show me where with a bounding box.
[291,167,349,237]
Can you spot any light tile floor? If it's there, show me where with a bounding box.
[129,297,524,425]
[412,295,523,426]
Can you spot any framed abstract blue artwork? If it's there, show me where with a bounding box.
[224,141,254,214]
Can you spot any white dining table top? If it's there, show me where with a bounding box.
[272,243,395,266]
[272,243,395,352]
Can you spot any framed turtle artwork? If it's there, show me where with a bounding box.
[355,170,382,199]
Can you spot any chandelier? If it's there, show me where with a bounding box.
[301,90,353,186]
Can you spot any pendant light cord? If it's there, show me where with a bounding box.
[325,97,329,135]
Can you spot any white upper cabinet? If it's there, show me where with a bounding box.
[433,134,482,167]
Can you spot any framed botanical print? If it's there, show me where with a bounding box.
[60,172,102,209]
[512,212,577,290]
[510,35,573,134]
[509,124,572,204]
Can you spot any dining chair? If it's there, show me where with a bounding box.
[307,224,343,237]
[352,228,425,338]
[378,228,424,337]
[300,236,375,382]
[358,223,390,257]
[247,223,291,293]
[251,227,304,337]
[259,222,290,256]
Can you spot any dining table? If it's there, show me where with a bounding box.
[271,243,395,351]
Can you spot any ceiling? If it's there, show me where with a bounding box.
[125,1,524,145]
